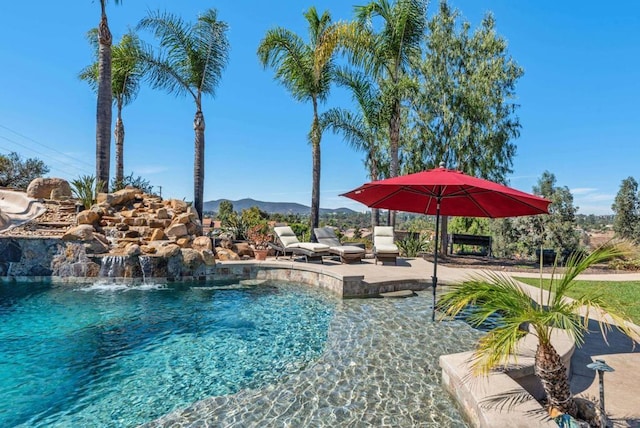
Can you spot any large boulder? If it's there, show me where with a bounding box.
[77,210,100,225]
[149,228,167,241]
[158,243,181,258]
[192,236,213,251]
[201,249,216,265]
[97,188,140,206]
[165,223,188,238]
[169,199,188,214]
[62,225,95,241]
[27,178,72,199]
[215,248,240,261]
[181,248,204,270]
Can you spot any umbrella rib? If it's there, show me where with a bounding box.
[446,186,548,217]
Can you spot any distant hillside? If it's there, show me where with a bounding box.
[203,198,357,215]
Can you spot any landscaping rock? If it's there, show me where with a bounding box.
[62,225,95,241]
[26,177,72,199]
[192,236,212,251]
[77,210,100,225]
[166,223,188,238]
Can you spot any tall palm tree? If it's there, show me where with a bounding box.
[350,0,427,227]
[321,68,388,229]
[80,29,143,186]
[438,244,640,418]
[96,0,122,192]
[137,9,229,221]
[257,7,345,231]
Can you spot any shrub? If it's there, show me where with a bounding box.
[222,213,250,241]
[71,175,105,209]
[111,173,154,194]
[397,234,430,257]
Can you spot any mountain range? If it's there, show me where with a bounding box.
[203,198,357,215]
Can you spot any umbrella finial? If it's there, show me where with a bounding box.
[439,161,445,169]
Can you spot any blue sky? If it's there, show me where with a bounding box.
[0,1,638,215]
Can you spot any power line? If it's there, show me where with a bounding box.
[0,123,95,169]
[0,144,93,177]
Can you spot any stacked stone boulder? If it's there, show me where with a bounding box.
[60,187,215,278]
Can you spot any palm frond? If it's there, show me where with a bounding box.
[321,108,369,150]
[552,243,632,307]
[78,62,99,92]
[137,9,230,101]
[471,319,529,375]
[111,31,144,107]
[193,9,230,95]
[257,27,315,102]
[137,40,194,99]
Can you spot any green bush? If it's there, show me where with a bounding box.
[71,175,105,209]
[608,257,640,271]
[396,234,430,257]
[289,223,310,241]
[222,213,250,241]
[111,173,154,194]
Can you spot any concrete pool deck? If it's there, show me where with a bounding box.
[244,256,640,427]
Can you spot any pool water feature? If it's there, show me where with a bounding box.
[0,281,336,427]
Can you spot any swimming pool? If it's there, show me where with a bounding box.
[1,281,485,427]
[0,281,336,427]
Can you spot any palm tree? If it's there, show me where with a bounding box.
[438,244,640,418]
[80,29,143,187]
[321,68,388,229]
[257,7,345,231]
[95,0,122,192]
[137,9,229,221]
[349,0,427,227]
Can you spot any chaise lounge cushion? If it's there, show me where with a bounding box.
[274,226,330,253]
[373,226,399,264]
[313,227,365,263]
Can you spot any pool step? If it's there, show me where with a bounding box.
[379,290,417,298]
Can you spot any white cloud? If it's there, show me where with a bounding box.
[570,187,598,195]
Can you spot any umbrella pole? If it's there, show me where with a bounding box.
[431,201,441,322]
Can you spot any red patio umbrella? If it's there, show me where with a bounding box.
[341,165,551,320]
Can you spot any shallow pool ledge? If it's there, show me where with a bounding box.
[214,260,367,297]
[439,327,575,428]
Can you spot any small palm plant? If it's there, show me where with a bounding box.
[71,175,106,209]
[438,243,640,419]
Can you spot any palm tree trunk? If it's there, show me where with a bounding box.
[114,103,124,187]
[440,215,449,255]
[535,342,577,416]
[369,163,380,229]
[389,97,401,228]
[193,109,205,224]
[96,8,113,193]
[310,99,321,233]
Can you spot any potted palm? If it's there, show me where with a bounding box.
[247,222,272,261]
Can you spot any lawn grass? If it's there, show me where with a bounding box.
[514,277,640,325]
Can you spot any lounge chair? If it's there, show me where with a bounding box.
[271,226,330,263]
[373,226,399,265]
[313,227,365,264]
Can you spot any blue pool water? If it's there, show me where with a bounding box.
[0,281,336,427]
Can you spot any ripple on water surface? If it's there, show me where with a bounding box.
[146,291,485,428]
[0,281,335,427]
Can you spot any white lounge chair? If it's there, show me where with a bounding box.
[373,226,399,265]
[272,226,330,263]
[313,227,365,264]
